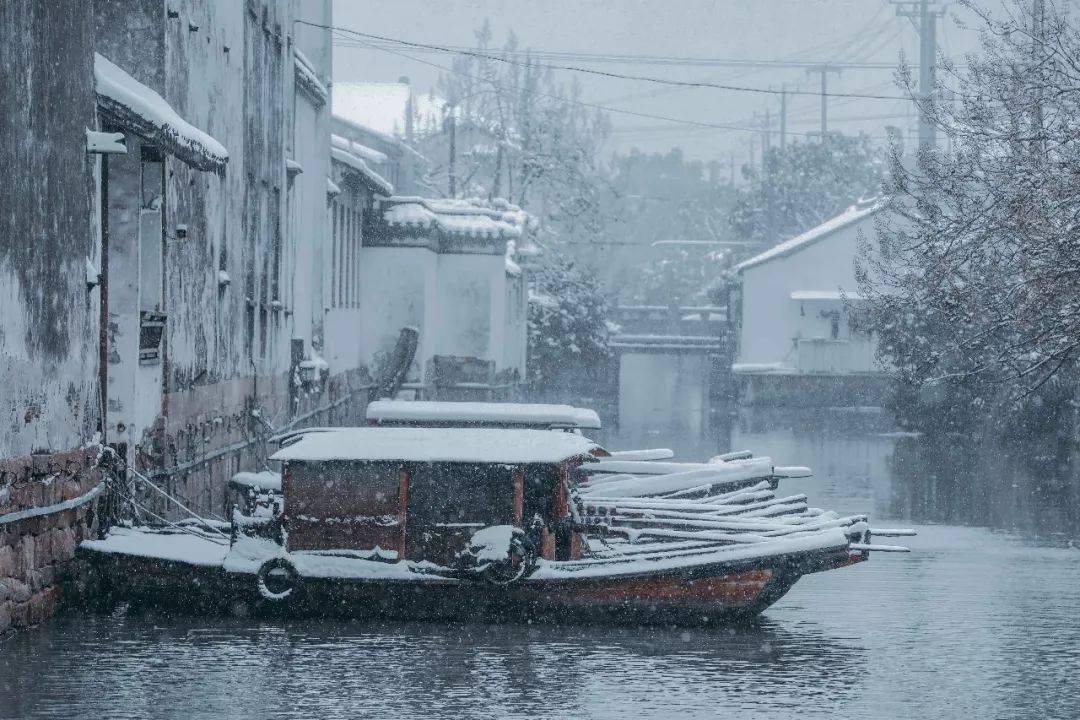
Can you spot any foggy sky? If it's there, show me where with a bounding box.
[332,0,985,165]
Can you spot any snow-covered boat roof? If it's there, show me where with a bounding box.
[365,400,602,429]
[270,427,601,464]
[734,198,884,273]
[94,53,227,172]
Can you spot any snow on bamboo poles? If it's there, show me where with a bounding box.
[571,451,910,562]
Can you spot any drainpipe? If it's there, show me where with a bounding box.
[289,337,304,417]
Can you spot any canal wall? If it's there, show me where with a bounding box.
[0,446,102,635]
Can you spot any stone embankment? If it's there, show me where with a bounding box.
[0,447,101,634]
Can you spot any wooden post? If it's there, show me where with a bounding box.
[512,467,524,527]
[280,462,293,551]
[397,467,409,560]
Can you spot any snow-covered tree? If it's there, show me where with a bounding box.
[731,132,884,250]
[860,0,1080,398]
[526,251,612,385]
[594,148,737,303]
[421,21,611,241]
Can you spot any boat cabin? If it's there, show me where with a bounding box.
[364,400,602,431]
[269,427,602,566]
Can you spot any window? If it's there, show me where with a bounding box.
[330,195,364,308]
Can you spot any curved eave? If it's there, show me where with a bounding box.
[97,97,227,173]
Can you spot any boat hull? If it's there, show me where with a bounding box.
[77,543,861,626]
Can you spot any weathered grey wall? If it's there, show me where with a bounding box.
[0,0,99,459]
[1,0,368,634]
[0,0,102,637]
[119,0,362,520]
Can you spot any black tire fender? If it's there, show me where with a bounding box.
[256,557,300,601]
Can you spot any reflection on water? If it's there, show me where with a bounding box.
[4,521,1079,719]
[4,400,1080,718]
[0,614,867,720]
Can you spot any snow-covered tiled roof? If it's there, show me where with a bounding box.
[270,427,600,464]
[380,196,531,239]
[326,176,342,197]
[333,82,447,138]
[331,134,387,165]
[293,48,328,107]
[734,199,884,273]
[94,53,227,171]
[331,145,394,196]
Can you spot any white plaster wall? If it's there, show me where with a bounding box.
[163,0,247,385]
[432,254,500,361]
[292,0,332,363]
[359,246,437,378]
[502,272,527,375]
[737,215,879,373]
[290,95,327,360]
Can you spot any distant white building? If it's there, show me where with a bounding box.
[732,199,886,388]
[331,87,532,400]
[333,80,446,140]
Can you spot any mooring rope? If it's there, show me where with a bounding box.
[108,481,230,546]
[122,464,231,541]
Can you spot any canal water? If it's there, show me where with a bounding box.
[3,408,1080,719]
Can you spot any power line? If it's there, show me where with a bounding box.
[302,20,911,101]
[593,7,896,106]
[333,30,843,140]
[337,38,916,71]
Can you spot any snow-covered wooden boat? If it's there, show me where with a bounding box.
[79,427,912,625]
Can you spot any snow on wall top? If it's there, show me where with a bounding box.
[333,82,447,138]
[381,196,533,239]
[94,53,228,171]
[270,427,601,464]
[789,290,864,301]
[365,400,602,429]
[331,146,394,196]
[734,198,885,273]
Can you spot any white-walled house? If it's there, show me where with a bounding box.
[330,96,532,400]
[731,199,888,404]
[362,197,531,398]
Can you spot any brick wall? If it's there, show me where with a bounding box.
[0,447,101,634]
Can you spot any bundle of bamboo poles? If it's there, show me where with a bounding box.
[572,450,914,562]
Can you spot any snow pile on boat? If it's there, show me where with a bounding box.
[270,427,601,464]
[365,399,601,429]
[557,450,911,579]
[81,522,230,567]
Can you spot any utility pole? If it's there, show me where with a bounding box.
[894,1,946,152]
[447,106,457,197]
[779,85,787,150]
[762,107,772,154]
[806,65,840,138]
